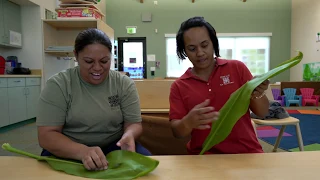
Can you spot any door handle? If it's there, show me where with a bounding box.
[26,88,29,95]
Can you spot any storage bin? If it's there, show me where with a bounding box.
[0,56,5,75]
[56,7,104,20]
[0,68,4,75]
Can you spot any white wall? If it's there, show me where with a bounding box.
[2,0,58,89]
[43,55,74,82]
[3,0,58,70]
[291,0,320,81]
[29,0,58,18]
[4,0,109,79]
[9,0,58,18]
[0,48,5,56]
[3,5,42,69]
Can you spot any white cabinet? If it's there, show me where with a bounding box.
[8,86,27,124]
[0,87,9,127]
[0,77,41,128]
[26,86,40,119]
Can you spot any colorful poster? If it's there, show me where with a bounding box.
[303,62,320,81]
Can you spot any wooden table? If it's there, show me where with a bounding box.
[1,152,319,179]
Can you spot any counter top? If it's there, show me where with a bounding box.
[0,75,42,78]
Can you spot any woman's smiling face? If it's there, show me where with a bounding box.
[76,43,111,85]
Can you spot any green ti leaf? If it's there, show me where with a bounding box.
[200,51,303,155]
[2,143,159,179]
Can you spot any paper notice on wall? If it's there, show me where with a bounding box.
[147,54,156,61]
[150,67,155,71]
[9,31,22,46]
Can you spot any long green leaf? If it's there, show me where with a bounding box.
[200,51,303,155]
[2,143,159,179]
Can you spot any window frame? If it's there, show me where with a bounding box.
[165,33,272,78]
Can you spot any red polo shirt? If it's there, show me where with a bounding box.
[169,57,263,154]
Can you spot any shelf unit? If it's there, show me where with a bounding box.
[44,50,74,57]
[42,19,115,81]
[43,19,99,29]
[43,19,114,57]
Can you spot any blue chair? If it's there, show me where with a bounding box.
[283,88,302,107]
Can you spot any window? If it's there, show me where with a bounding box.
[166,33,271,78]
[166,37,193,78]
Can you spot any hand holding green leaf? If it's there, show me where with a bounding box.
[79,146,109,171]
[251,78,270,99]
[2,143,159,180]
[200,51,303,155]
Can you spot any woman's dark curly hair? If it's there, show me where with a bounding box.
[176,16,220,60]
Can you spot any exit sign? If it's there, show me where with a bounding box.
[126,26,137,34]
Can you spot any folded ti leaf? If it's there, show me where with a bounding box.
[2,143,159,179]
[200,51,303,155]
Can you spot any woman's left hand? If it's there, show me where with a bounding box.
[116,132,136,152]
[251,77,270,99]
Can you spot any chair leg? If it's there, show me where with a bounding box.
[295,123,304,151]
[251,120,257,137]
[273,125,286,152]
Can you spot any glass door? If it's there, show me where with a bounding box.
[118,37,147,79]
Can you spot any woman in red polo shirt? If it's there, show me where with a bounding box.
[169,16,270,155]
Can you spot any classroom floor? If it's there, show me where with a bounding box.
[0,122,42,156]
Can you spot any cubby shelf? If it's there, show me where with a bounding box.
[44,51,74,57]
[42,19,115,81]
[43,19,99,29]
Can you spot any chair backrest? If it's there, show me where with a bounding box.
[300,88,314,99]
[271,89,281,100]
[135,79,174,109]
[283,88,297,100]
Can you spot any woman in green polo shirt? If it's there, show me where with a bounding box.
[36,28,151,171]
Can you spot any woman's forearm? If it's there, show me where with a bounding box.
[170,117,193,138]
[38,130,87,161]
[250,95,269,117]
[124,122,143,139]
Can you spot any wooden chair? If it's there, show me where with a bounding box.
[252,117,304,152]
[251,86,304,152]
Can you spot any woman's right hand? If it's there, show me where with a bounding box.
[183,99,219,130]
[80,146,109,171]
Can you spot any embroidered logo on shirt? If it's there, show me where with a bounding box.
[108,95,120,107]
[220,75,234,86]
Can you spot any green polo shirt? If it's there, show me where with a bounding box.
[36,66,142,148]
